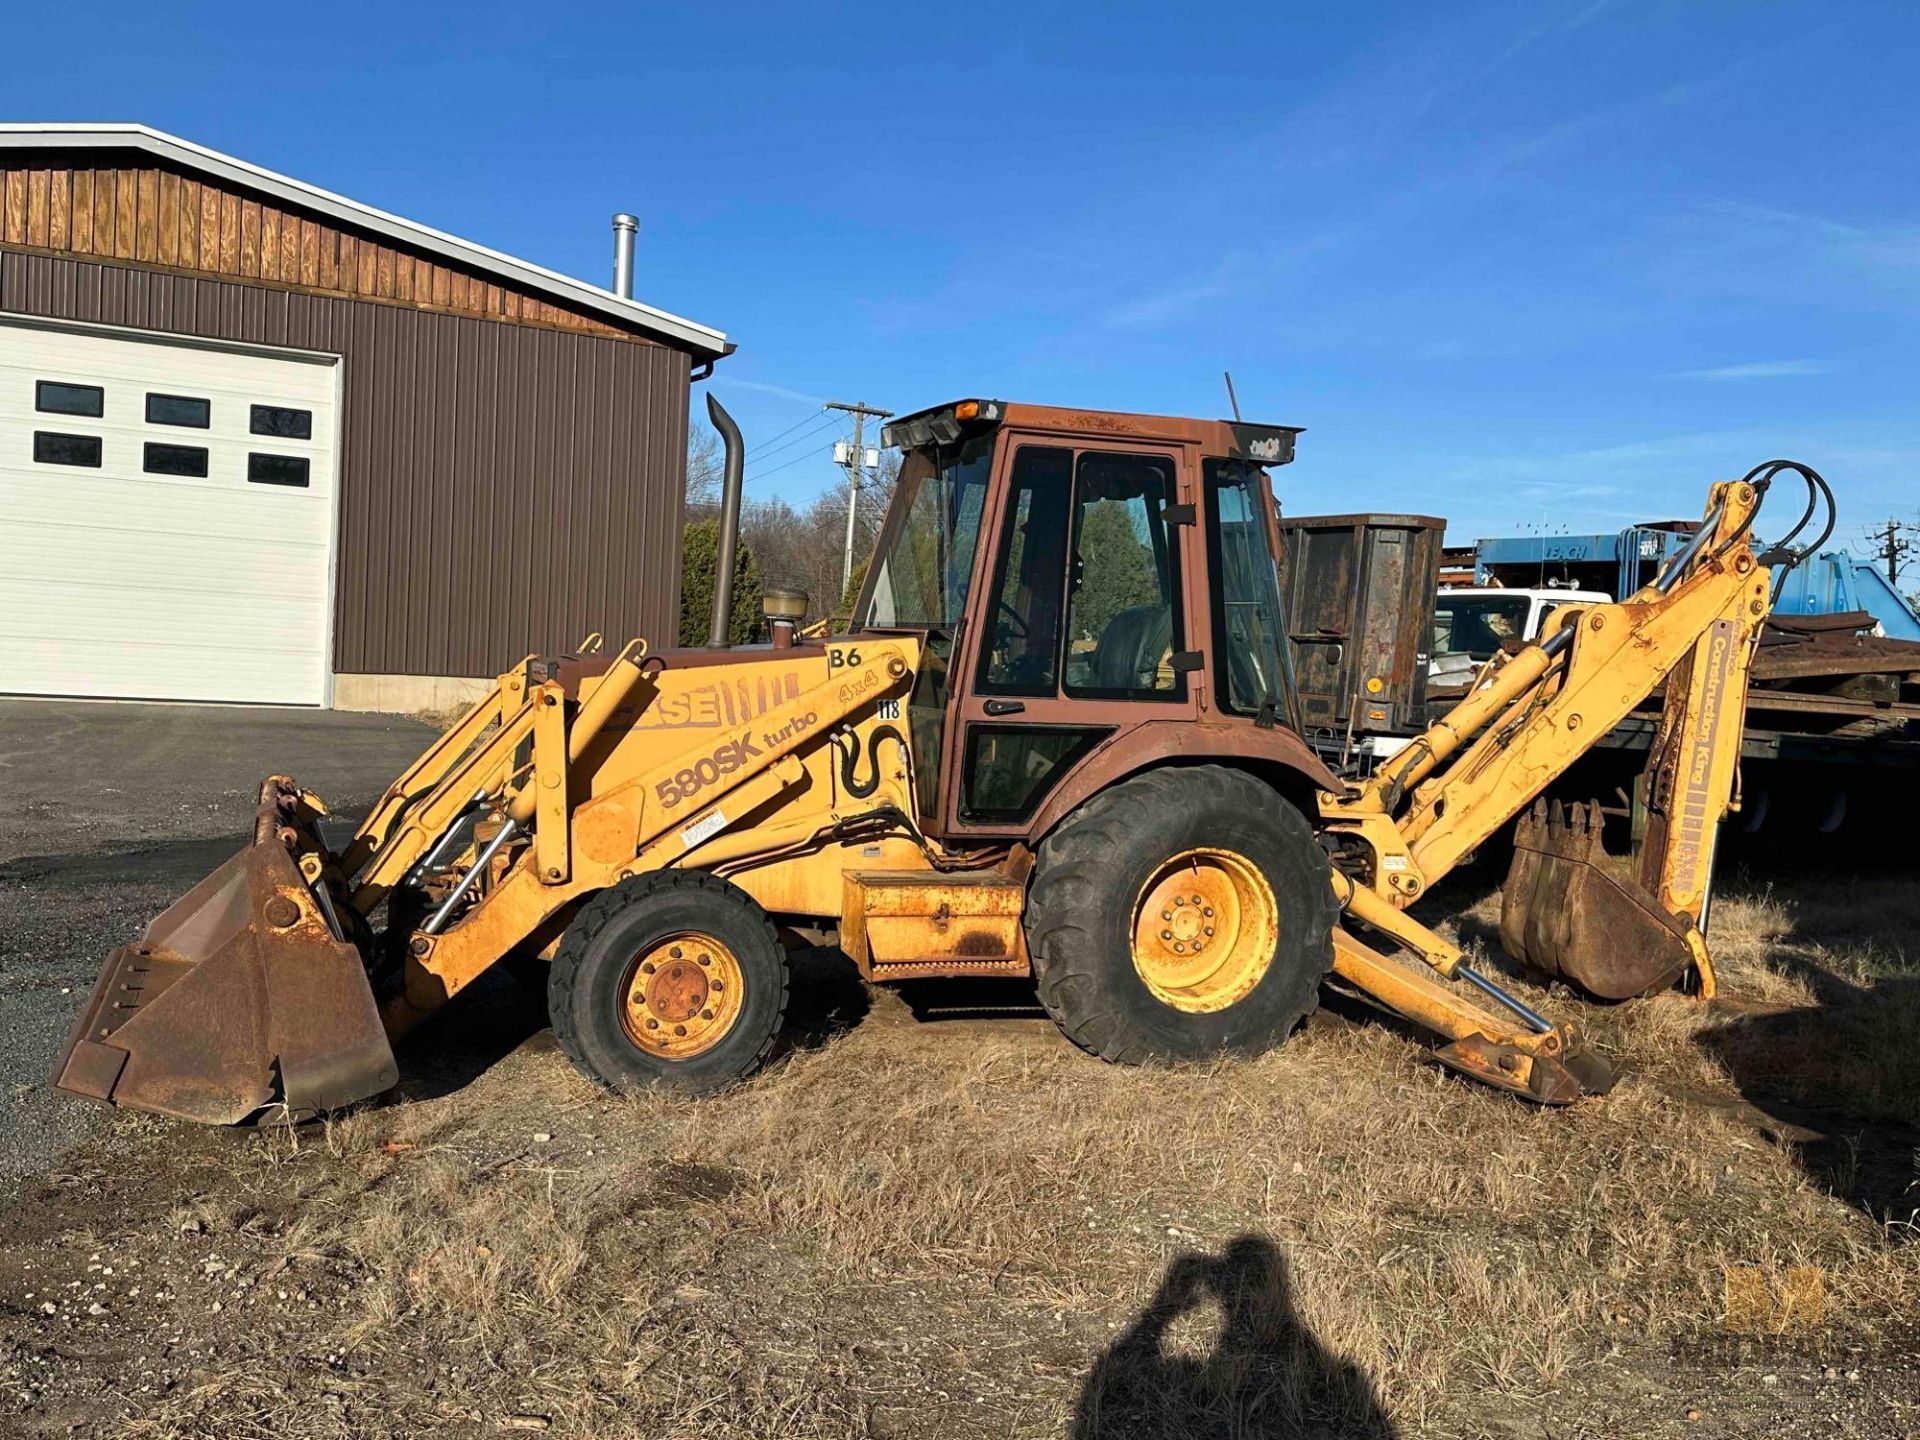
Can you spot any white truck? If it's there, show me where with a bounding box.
[1427,586,1612,690]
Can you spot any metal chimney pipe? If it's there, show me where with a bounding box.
[706,394,745,649]
[611,213,638,298]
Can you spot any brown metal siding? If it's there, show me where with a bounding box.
[0,157,648,340]
[1,248,689,678]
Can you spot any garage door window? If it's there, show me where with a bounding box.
[36,381,104,417]
[146,393,211,428]
[33,431,104,467]
[250,404,313,440]
[248,453,310,488]
[143,442,210,478]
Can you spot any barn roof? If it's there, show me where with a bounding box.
[0,123,730,360]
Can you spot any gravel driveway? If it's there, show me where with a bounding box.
[0,700,435,1183]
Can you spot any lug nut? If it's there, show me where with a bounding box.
[646,1019,659,1030]
[671,946,684,959]
[698,954,711,967]
[1160,929,1173,941]
[701,1009,714,1021]
[1161,909,1173,921]
[1205,926,1215,936]
[1173,941,1186,954]
[1203,907,1213,918]
[674,1025,687,1037]
[711,980,725,992]
[641,961,656,975]
[1174,897,1185,907]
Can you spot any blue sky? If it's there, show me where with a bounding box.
[12,1,1919,546]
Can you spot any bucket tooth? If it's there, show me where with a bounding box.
[52,839,396,1125]
[1499,799,1695,1000]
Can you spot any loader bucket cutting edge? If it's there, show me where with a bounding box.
[1499,800,1695,1001]
[51,809,396,1126]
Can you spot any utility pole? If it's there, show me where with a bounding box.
[827,401,892,593]
[1866,517,1914,585]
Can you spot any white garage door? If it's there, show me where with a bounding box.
[0,318,338,705]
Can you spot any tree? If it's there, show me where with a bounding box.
[735,450,900,630]
[678,517,764,647]
[682,416,902,632]
[841,556,870,615]
[1070,500,1161,645]
[685,423,724,513]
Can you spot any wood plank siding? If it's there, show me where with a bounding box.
[1,249,692,679]
[0,157,646,342]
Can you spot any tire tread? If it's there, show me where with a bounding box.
[1026,765,1338,1062]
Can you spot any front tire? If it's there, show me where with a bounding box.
[1025,766,1336,1063]
[550,872,789,1094]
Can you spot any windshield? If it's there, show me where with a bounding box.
[859,436,994,628]
[1432,594,1531,661]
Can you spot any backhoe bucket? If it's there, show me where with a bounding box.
[1499,800,1695,1000]
[52,786,396,1125]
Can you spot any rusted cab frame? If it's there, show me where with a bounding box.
[851,401,1338,845]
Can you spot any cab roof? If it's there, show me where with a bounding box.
[882,399,1303,467]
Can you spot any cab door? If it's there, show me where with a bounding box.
[938,435,1201,837]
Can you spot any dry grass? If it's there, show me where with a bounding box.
[12,873,1920,1439]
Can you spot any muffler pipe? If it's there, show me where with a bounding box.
[706,393,745,649]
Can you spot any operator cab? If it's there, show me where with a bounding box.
[852,399,1327,839]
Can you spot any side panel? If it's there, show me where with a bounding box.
[573,644,925,921]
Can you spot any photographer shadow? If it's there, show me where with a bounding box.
[1073,1235,1397,1440]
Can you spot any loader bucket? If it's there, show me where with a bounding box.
[1499,800,1695,1001]
[52,792,396,1125]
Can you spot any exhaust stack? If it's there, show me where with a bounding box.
[611,213,638,298]
[706,394,746,648]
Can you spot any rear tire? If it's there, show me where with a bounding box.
[550,872,788,1095]
[1025,765,1336,1063]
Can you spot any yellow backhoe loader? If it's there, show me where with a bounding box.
[53,396,1833,1123]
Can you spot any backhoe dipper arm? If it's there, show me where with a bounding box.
[1308,474,1775,1098]
[1324,477,1769,903]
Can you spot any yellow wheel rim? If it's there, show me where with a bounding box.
[1130,847,1278,1014]
[620,931,745,1059]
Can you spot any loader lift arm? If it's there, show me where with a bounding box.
[1314,464,1830,1099]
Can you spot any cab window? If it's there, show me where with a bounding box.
[1063,453,1184,700]
[1204,459,1291,719]
[979,446,1073,696]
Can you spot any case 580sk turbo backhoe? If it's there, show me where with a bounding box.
[53,395,1832,1124]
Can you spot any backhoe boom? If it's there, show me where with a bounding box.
[1320,474,1773,1011]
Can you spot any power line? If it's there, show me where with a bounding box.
[745,414,838,467]
[743,413,840,472]
[744,440,840,486]
[745,406,828,453]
